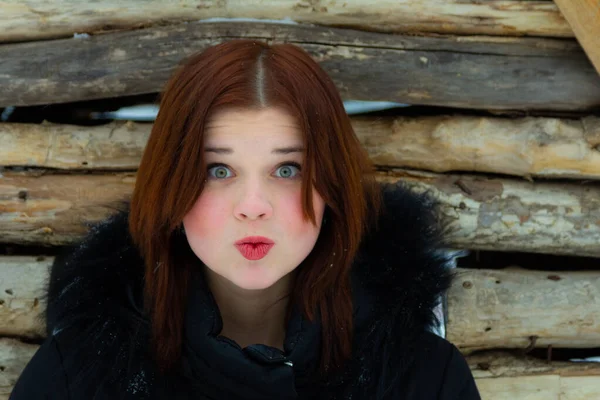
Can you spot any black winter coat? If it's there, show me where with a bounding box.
[10,184,480,399]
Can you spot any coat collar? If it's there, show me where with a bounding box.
[44,182,455,398]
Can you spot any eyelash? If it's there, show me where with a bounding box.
[205,162,302,180]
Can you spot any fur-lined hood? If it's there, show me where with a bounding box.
[40,182,458,399]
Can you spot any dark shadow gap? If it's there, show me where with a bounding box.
[456,249,600,271]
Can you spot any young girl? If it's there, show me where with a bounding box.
[11,40,480,399]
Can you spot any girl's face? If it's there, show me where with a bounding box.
[183,107,326,291]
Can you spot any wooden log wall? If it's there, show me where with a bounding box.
[1,1,599,398]
[2,22,600,110]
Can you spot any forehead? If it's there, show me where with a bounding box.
[204,108,303,141]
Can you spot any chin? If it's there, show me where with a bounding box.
[229,271,283,291]
[232,279,278,291]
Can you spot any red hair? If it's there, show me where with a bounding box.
[128,40,383,375]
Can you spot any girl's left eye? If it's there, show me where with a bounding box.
[274,163,301,179]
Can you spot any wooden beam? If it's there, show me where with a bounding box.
[448,267,600,353]
[3,261,600,400]
[467,350,600,379]
[554,0,600,75]
[352,115,600,180]
[1,170,599,256]
[381,169,600,258]
[0,1,572,45]
[0,121,149,170]
[2,116,600,180]
[0,257,50,338]
[3,259,600,354]
[2,337,599,399]
[476,375,600,400]
[1,22,600,111]
[469,350,600,399]
[0,172,135,246]
[0,339,38,399]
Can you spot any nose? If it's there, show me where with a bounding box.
[233,179,273,221]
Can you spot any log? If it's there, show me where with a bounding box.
[554,0,600,75]
[469,351,600,399]
[447,267,600,353]
[1,22,600,111]
[0,172,135,245]
[7,258,598,354]
[0,257,50,338]
[1,337,599,399]
[476,375,600,400]
[381,169,600,258]
[0,121,149,170]
[467,350,600,379]
[1,170,599,257]
[0,338,38,399]
[0,0,572,45]
[353,115,600,180]
[3,116,600,180]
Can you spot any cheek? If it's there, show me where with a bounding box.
[280,188,325,235]
[183,191,228,237]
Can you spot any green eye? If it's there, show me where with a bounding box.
[275,164,301,179]
[206,162,302,180]
[207,164,233,179]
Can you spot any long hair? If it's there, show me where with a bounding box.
[128,39,383,375]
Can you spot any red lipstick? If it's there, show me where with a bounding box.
[235,236,274,261]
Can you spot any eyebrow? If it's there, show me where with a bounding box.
[204,146,305,155]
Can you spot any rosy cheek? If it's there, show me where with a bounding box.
[184,192,228,236]
[280,189,323,235]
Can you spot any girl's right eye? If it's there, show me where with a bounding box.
[206,163,233,179]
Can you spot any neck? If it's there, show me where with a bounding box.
[205,268,295,350]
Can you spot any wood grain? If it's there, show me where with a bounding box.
[0,0,572,44]
[467,350,600,379]
[476,375,600,400]
[0,257,49,338]
[1,170,599,256]
[0,172,135,245]
[2,260,600,375]
[448,267,600,352]
[1,336,599,399]
[2,258,600,353]
[352,115,600,180]
[3,116,600,180]
[0,121,149,170]
[0,339,38,399]
[554,0,600,75]
[380,169,600,258]
[1,22,599,110]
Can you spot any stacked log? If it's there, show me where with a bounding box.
[1,1,599,398]
[2,22,600,110]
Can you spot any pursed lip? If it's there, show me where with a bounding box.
[235,236,275,245]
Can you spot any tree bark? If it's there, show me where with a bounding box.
[381,169,600,258]
[3,259,600,353]
[0,257,48,339]
[1,22,599,110]
[0,121,149,170]
[0,171,135,245]
[1,170,599,256]
[448,267,600,353]
[3,116,600,180]
[1,336,599,399]
[0,0,572,45]
[469,350,600,400]
[476,375,600,399]
[0,338,38,399]
[353,115,600,180]
[467,350,600,379]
